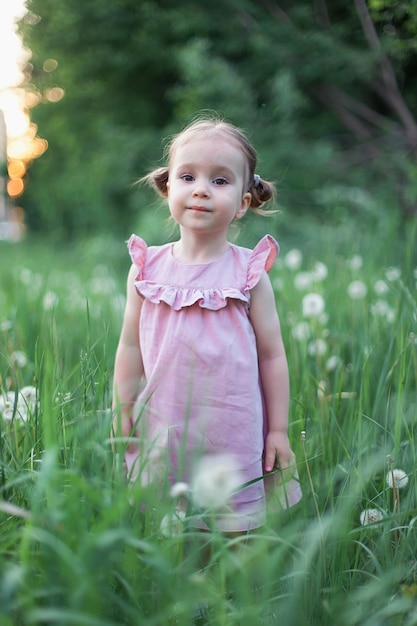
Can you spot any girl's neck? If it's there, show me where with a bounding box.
[172,230,230,264]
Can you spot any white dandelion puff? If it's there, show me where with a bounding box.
[308,338,327,357]
[346,255,363,270]
[170,482,190,499]
[0,319,13,332]
[347,280,367,300]
[360,508,384,526]
[10,351,28,368]
[302,293,325,318]
[192,454,243,510]
[294,272,314,291]
[374,280,389,296]
[386,469,409,489]
[326,355,343,372]
[291,321,311,342]
[0,386,38,422]
[385,267,401,282]
[42,291,59,311]
[160,510,186,537]
[370,300,390,317]
[284,249,303,270]
[311,262,328,281]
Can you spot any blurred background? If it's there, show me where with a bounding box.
[1,0,417,250]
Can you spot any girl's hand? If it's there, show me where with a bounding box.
[112,413,135,453]
[264,430,296,482]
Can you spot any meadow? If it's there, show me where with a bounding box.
[0,213,416,626]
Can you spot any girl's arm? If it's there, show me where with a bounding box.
[112,264,145,447]
[249,271,296,477]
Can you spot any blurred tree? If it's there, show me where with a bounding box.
[19,0,417,237]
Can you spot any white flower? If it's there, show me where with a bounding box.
[10,351,28,368]
[347,280,367,300]
[284,249,302,270]
[192,454,243,510]
[311,262,328,281]
[308,338,327,357]
[302,293,325,318]
[0,386,38,422]
[346,255,363,270]
[370,300,390,317]
[317,380,326,399]
[160,509,186,537]
[42,291,59,311]
[386,469,409,489]
[291,321,311,341]
[374,280,389,296]
[294,272,313,291]
[0,319,13,332]
[170,482,190,499]
[326,355,343,371]
[360,508,384,526]
[385,267,401,282]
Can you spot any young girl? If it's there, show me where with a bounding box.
[112,115,301,532]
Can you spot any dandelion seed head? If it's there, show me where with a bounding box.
[294,272,313,291]
[374,279,389,296]
[192,454,243,510]
[311,261,328,281]
[284,249,302,270]
[308,338,327,357]
[326,355,343,371]
[347,280,367,300]
[0,319,13,332]
[10,351,28,368]
[170,482,190,499]
[370,300,390,317]
[160,510,186,537]
[317,380,326,399]
[0,386,38,422]
[302,293,325,318]
[291,321,311,341]
[346,255,363,270]
[42,291,59,311]
[385,267,401,282]
[360,508,384,526]
[386,469,409,489]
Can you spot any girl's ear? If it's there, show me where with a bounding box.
[235,192,251,220]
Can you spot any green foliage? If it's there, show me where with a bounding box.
[16,0,417,237]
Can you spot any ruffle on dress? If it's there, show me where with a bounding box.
[127,234,278,311]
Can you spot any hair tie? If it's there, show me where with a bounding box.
[253,174,261,188]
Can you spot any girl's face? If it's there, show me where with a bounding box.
[166,135,251,235]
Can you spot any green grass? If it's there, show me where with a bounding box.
[0,219,416,626]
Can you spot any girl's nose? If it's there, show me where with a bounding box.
[192,179,210,197]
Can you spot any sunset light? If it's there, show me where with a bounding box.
[0,0,48,238]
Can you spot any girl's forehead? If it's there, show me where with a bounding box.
[170,134,246,168]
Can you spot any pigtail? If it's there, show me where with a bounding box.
[249,176,277,214]
[140,167,169,198]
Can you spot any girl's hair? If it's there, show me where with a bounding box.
[142,114,276,213]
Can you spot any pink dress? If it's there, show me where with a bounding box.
[125,234,301,531]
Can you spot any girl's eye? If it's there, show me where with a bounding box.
[181,174,194,182]
[213,177,228,186]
